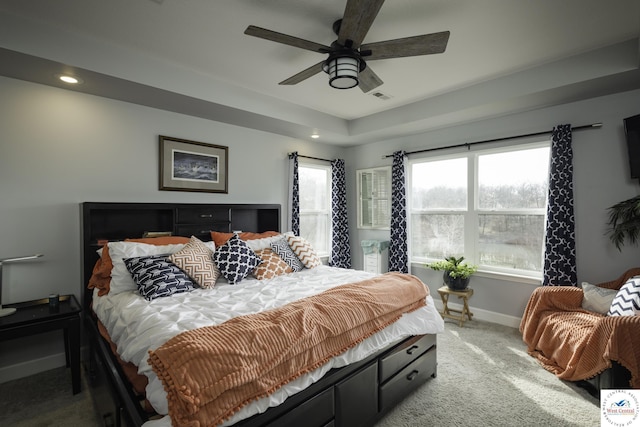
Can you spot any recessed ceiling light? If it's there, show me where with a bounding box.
[311,134,320,139]
[57,74,82,84]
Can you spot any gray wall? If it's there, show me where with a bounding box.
[1,73,639,381]
[346,88,640,324]
[0,76,345,381]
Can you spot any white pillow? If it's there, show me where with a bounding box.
[245,231,293,251]
[105,241,188,295]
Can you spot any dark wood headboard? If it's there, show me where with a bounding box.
[80,202,280,310]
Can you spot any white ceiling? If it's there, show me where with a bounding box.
[0,0,638,145]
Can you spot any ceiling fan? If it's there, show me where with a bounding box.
[244,0,450,92]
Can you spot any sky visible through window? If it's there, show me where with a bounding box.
[412,146,550,190]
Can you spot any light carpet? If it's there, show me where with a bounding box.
[375,319,600,427]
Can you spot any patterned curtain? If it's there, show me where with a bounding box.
[288,152,300,236]
[329,159,351,268]
[543,124,577,286]
[389,151,409,273]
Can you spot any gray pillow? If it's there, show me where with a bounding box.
[581,282,617,314]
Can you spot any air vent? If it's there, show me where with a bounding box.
[370,91,392,101]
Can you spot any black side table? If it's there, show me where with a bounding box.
[0,294,82,394]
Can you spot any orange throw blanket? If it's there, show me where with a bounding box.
[520,284,640,389]
[148,272,428,427]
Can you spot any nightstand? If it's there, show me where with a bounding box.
[0,294,82,394]
[437,286,474,327]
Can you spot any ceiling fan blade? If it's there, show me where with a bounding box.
[245,25,331,53]
[279,61,325,85]
[338,0,386,48]
[358,65,383,93]
[362,31,450,60]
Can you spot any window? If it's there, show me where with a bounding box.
[410,143,550,277]
[299,163,331,257]
[357,166,391,229]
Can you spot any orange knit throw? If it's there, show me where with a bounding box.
[149,272,428,427]
[520,269,640,390]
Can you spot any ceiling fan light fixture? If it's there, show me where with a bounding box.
[323,55,359,89]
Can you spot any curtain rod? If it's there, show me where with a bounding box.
[384,122,602,158]
[288,153,332,162]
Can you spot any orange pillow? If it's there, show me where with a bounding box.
[125,236,191,245]
[88,244,114,296]
[210,231,280,247]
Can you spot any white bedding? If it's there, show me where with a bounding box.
[93,265,444,426]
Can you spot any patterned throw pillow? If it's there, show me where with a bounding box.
[252,248,293,280]
[581,282,618,314]
[168,236,219,289]
[270,237,305,272]
[213,235,262,284]
[286,235,322,269]
[608,276,640,316]
[124,254,196,301]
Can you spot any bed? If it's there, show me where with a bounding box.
[81,202,444,427]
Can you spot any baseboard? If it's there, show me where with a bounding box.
[0,345,90,383]
[432,300,522,329]
[0,352,67,383]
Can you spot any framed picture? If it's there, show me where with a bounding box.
[159,136,228,193]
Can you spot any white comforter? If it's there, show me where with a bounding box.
[93,265,444,426]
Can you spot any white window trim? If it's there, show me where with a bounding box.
[298,162,332,258]
[409,140,550,281]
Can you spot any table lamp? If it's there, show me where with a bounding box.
[0,254,44,317]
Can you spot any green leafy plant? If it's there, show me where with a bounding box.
[607,195,640,250]
[426,256,478,279]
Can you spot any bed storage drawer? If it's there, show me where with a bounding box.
[175,223,230,237]
[175,207,230,224]
[379,344,436,412]
[335,361,378,427]
[265,387,334,427]
[379,334,435,382]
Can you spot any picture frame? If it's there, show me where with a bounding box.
[159,136,228,193]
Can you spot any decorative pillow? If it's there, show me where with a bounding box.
[252,248,293,280]
[286,235,322,269]
[168,236,219,288]
[245,232,290,251]
[608,276,640,316]
[581,282,618,314]
[210,231,280,248]
[88,244,114,296]
[107,241,187,295]
[124,254,196,301]
[213,235,262,285]
[270,237,304,272]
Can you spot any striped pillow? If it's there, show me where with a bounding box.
[286,235,321,269]
[270,237,305,272]
[607,276,640,316]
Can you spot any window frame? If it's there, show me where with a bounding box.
[298,161,332,258]
[409,140,550,280]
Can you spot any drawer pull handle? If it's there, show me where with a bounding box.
[406,345,419,355]
[406,370,419,381]
[200,214,213,218]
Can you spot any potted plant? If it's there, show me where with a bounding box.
[427,256,478,291]
[607,195,640,250]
